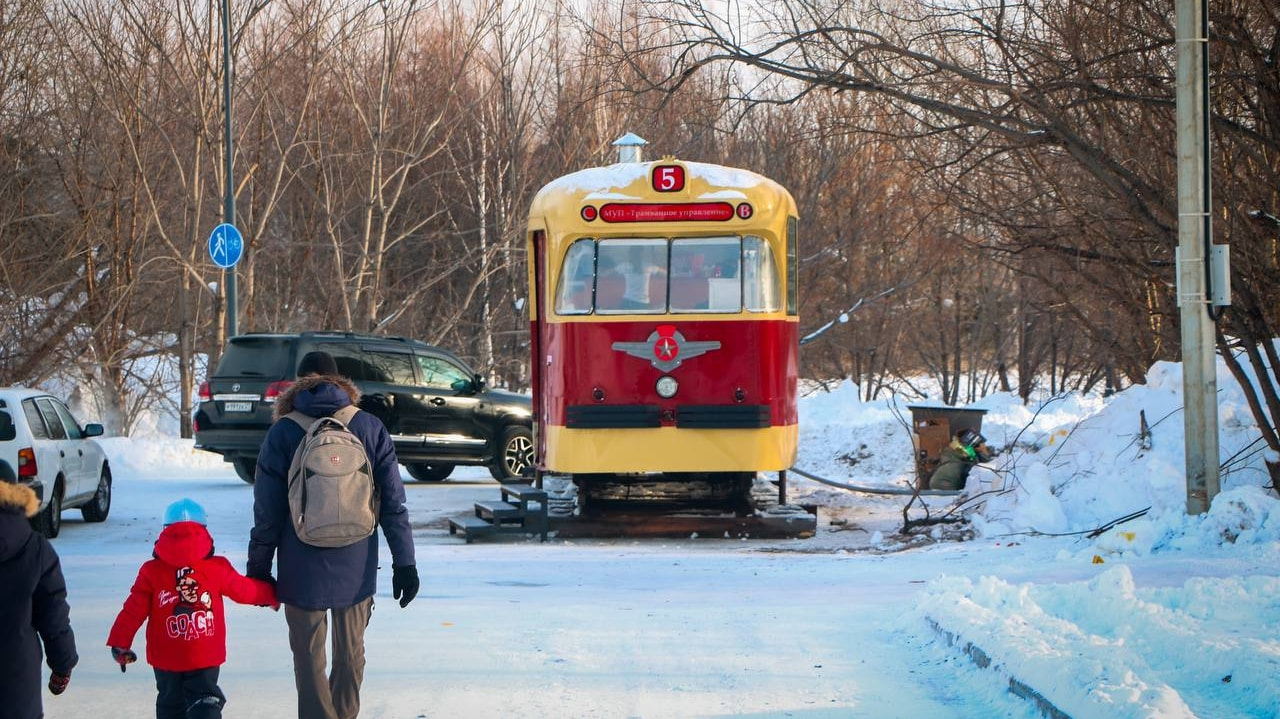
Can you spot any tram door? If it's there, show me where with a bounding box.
[529,230,548,471]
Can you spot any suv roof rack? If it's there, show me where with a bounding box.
[297,330,426,347]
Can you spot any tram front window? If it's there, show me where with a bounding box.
[598,239,667,313]
[670,237,740,312]
[555,239,596,315]
[554,236,781,316]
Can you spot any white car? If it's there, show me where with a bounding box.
[0,387,111,537]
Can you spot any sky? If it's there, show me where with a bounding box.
[28,354,1280,719]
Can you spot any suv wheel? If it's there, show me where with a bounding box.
[233,458,256,485]
[407,463,454,482]
[490,426,534,481]
[81,466,112,522]
[33,480,63,538]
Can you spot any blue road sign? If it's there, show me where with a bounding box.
[208,223,243,269]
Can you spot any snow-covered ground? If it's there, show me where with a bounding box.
[34,358,1280,718]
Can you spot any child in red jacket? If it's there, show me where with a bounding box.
[107,498,277,719]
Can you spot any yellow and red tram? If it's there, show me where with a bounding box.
[526,144,799,506]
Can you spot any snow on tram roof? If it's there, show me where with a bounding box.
[538,159,775,199]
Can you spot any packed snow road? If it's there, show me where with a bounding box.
[45,465,1045,719]
[43,436,1280,719]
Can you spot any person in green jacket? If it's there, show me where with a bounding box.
[929,428,994,491]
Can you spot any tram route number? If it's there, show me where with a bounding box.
[652,165,685,192]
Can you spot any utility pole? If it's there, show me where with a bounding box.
[1175,0,1223,514]
[222,0,238,338]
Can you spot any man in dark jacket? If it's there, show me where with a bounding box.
[929,428,995,491]
[247,351,418,719]
[0,461,78,719]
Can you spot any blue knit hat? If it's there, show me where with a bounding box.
[163,498,207,526]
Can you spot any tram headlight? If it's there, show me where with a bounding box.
[655,375,678,399]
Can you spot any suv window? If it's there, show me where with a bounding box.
[416,355,469,389]
[364,348,417,385]
[300,342,366,380]
[215,337,292,377]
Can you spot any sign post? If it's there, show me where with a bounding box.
[220,0,237,338]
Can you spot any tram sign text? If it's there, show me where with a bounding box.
[598,202,734,223]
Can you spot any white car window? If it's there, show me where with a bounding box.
[51,400,85,440]
[0,408,15,441]
[35,399,67,440]
[23,399,50,440]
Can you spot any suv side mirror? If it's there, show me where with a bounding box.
[83,423,105,438]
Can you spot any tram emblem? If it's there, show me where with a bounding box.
[611,325,721,372]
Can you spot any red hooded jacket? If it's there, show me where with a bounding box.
[107,521,277,672]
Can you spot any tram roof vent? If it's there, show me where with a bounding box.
[612,132,648,164]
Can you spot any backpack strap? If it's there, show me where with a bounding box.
[286,406,359,431]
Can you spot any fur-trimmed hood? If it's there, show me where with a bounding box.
[0,482,38,518]
[0,482,38,564]
[273,374,361,420]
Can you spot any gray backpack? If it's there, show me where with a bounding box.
[285,406,378,548]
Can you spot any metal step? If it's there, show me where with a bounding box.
[448,515,499,544]
[500,483,548,503]
[474,500,524,522]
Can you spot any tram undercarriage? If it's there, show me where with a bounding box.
[570,471,757,513]
[534,471,816,539]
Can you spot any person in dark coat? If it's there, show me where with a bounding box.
[0,461,78,719]
[247,351,418,719]
[929,428,995,491]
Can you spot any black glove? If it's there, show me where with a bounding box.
[392,565,419,608]
[111,647,138,673]
[48,671,70,694]
[246,568,276,587]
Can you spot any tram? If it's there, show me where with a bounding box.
[525,136,799,509]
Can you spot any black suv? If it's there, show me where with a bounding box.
[194,332,533,484]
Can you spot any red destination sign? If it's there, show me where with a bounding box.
[598,202,735,223]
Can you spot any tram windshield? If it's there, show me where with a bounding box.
[554,236,781,316]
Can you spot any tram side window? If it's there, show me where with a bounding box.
[786,216,798,316]
[743,235,782,312]
[555,239,596,315]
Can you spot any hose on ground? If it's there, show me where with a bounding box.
[788,466,961,497]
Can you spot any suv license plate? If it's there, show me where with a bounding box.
[224,401,254,413]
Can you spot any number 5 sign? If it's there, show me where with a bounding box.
[651,164,685,193]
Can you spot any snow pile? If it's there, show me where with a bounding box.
[915,565,1280,717]
[794,357,1278,553]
